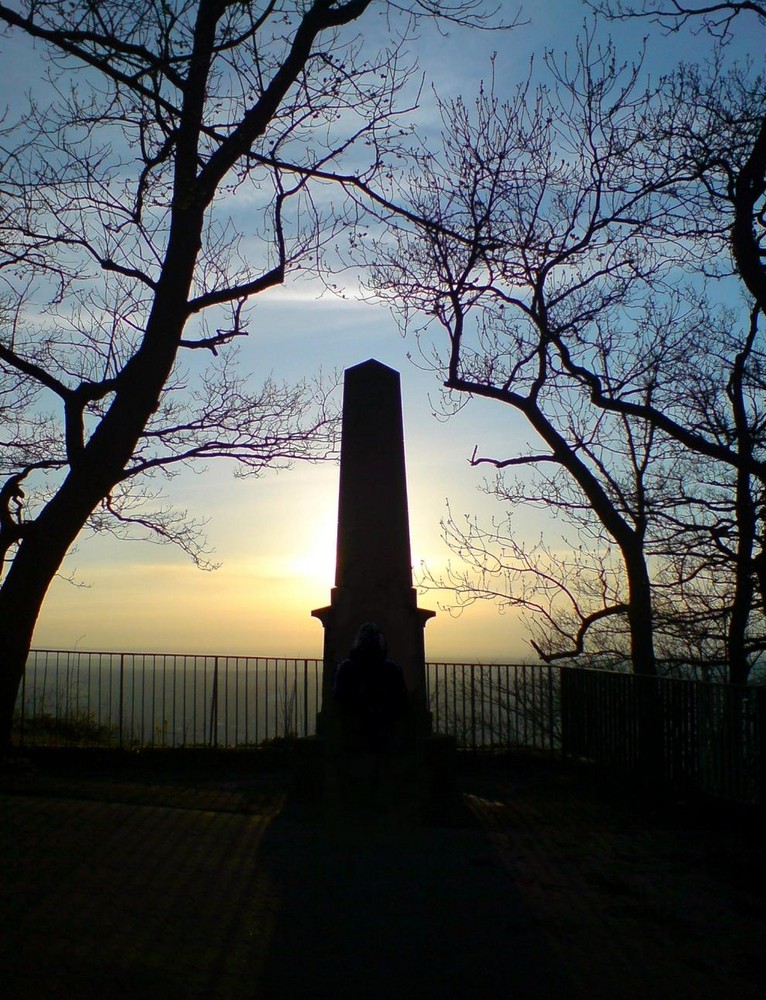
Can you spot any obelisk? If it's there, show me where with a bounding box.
[312,359,434,733]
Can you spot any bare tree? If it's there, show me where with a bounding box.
[364,41,680,676]
[583,0,766,763]
[359,25,766,679]
[0,0,505,748]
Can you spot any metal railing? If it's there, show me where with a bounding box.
[425,661,560,752]
[13,650,765,807]
[15,650,323,748]
[14,649,554,751]
[560,669,765,806]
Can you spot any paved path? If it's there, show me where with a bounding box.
[0,753,763,998]
[257,797,569,999]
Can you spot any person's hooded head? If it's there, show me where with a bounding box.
[351,622,387,662]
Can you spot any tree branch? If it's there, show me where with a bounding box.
[531,603,630,663]
[469,445,562,468]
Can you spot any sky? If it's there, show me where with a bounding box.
[3,1,751,662]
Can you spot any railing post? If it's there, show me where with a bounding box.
[18,664,27,748]
[560,667,572,758]
[118,653,125,749]
[209,656,219,747]
[548,666,556,754]
[265,660,270,742]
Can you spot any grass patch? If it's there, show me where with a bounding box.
[13,711,117,747]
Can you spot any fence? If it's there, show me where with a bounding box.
[14,649,555,751]
[560,669,765,806]
[12,650,765,807]
[425,661,560,752]
[15,650,323,748]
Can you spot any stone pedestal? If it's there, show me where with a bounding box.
[313,588,434,736]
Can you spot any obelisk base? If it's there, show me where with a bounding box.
[312,585,434,739]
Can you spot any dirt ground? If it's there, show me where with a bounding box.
[0,749,763,999]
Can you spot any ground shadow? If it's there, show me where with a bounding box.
[255,788,572,1000]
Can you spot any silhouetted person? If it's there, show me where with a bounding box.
[332,622,408,758]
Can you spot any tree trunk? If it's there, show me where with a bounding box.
[520,395,658,676]
[0,213,203,748]
[0,631,31,753]
[728,466,756,685]
[726,318,758,686]
[0,463,138,749]
[623,542,656,676]
[0,538,67,752]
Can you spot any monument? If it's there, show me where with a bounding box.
[312,359,435,737]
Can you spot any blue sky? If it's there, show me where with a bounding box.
[2,1,751,660]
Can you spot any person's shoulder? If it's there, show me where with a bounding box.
[384,660,406,683]
[332,658,356,700]
[334,657,355,680]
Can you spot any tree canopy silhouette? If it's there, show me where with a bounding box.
[361,13,766,679]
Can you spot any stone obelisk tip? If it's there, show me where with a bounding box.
[334,359,412,594]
